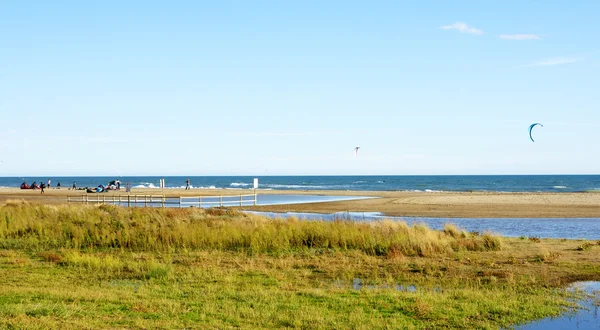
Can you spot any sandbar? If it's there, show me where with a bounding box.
[1,187,600,218]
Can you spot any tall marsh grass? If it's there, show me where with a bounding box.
[0,202,501,256]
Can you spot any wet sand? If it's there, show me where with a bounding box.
[1,188,599,218]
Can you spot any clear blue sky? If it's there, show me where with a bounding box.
[1,1,598,176]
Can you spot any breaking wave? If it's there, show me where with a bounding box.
[134,183,157,188]
[264,184,328,189]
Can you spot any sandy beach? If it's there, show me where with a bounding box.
[1,187,599,218]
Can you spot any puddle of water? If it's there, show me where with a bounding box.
[339,279,599,328]
[516,281,600,329]
[350,278,418,292]
[246,211,600,240]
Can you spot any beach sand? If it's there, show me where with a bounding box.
[1,188,599,218]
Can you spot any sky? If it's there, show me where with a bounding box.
[1,1,599,176]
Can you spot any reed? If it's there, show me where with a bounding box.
[0,202,500,256]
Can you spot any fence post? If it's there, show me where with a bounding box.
[240,195,243,206]
[179,196,182,208]
[220,195,223,207]
[254,194,257,206]
[144,195,147,207]
[162,195,165,208]
[67,196,70,204]
[199,196,202,208]
[128,195,130,207]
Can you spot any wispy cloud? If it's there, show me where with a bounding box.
[525,56,583,67]
[500,34,541,41]
[440,22,484,35]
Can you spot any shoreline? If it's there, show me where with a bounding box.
[1,187,600,218]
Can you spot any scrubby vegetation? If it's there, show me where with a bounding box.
[0,202,598,329]
[0,203,501,256]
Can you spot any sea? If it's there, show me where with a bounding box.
[1,175,600,192]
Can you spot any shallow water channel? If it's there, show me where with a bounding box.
[109,194,373,208]
[346,279,599,329]
[516,281,600,329]
[245,211,600,240]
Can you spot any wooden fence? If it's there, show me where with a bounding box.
[66,194,258,208]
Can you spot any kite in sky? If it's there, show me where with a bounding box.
[354,147,360,156]
[528,123,543,142]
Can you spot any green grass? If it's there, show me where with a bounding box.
[0,202,598,329]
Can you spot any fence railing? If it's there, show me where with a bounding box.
[67,194,258,208]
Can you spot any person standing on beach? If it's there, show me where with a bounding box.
[40,182,46,194]
[186,179,190,190]
[72,181,77,190]
[47,179,51,189]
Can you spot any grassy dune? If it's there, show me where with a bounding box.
[0,203,501,255]
[0,203,599,329]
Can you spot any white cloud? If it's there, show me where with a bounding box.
[526,56,583,67]
[500,34,541,40]
[440,22,484,35]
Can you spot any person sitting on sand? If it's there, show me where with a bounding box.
[57,182,61,189]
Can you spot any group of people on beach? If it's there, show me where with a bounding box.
[81,180,124,193]
[91,180,122,192]
[18,179,197,193]
[20,179,124,194]
[20,179,60,194]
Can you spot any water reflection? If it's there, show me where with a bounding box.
[337,278,599,328]
[517,281,600,329]
[109,195,374,208]
[350,278,418,292]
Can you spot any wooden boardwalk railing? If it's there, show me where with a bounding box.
[67,194,257,208]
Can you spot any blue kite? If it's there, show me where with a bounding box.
[528,123,543,142]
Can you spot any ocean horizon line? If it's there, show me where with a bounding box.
[2,174,600,178]
[1,175,600,193]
